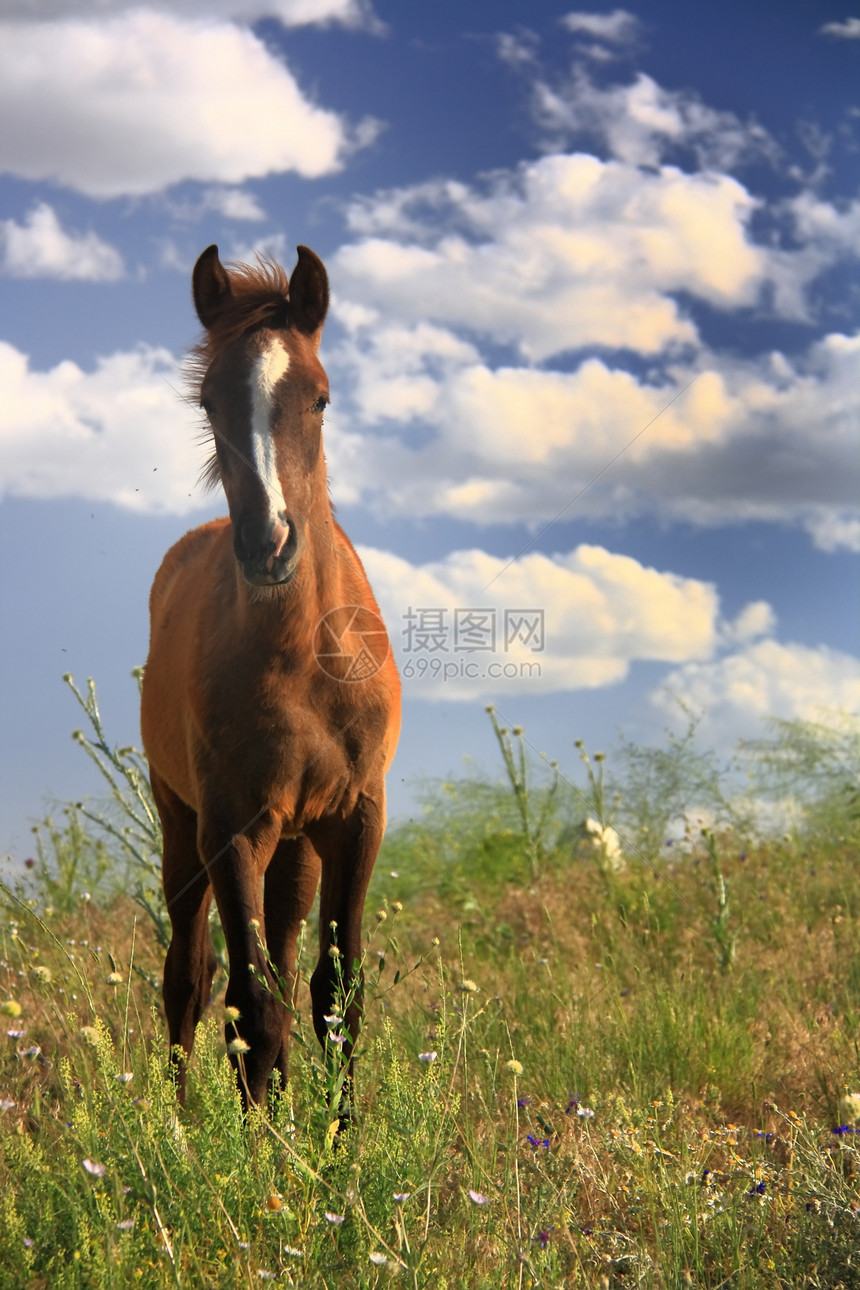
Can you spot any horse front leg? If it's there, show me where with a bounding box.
[263,835,322,1088]
[306,794,386,1111]
[200,808,284,1107]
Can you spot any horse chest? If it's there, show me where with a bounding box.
[203,664,376,827]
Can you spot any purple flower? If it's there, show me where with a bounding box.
[468,1189,489,1206]
[526,1134,549,1149]
[535,1228,553,1249]
[517,1096,531,1108]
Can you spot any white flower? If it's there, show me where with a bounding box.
[324,1212,345,1225]
[83,1158,107,1177]
[418,1051,438,1063]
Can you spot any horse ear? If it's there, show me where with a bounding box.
[289,245,329,339]
[192,245,232,330]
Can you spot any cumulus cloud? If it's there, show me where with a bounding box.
[0,203,124,279]
[336,154,770,360]
[325,316,860,534]
[0,11,377,198]
[654,640,860,745]
[533,68,778,172]
[360,543,723,699]
[0,342,206,513]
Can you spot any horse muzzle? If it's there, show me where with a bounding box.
[234,513,303,586]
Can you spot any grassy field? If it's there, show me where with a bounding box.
[1,684,859,1288]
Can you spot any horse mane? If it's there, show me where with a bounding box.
[188,255,292,493]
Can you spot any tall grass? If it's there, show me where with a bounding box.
[2,689,859,1287]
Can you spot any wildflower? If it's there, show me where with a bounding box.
[82,1158,107,1177]
[468,1189,490,1206]
[329,945,341,959]
[418,1051,438,1063]
[459,979,479,994]
[114,1072,133,1084]
[266,1195,282,1211]
[526,1134,550,1149]
[106,973,123,986]
[375,908,388,922]
[283,1246,302,1258]
[116,1219,135,1231]
[390,870,399,878]
[19,1046,41,1059]
[0,1099,16,1111]
[257,1272,275,1281]
[324,1212,345,1225]
[6,1030,26,1039]
[322,1013,342,1027]
[393,1192,410,1203]
[0,1001,22,1018]
[78,1026,100,1046]
[224,1006,241,1022]
[32,966,52,985]
[327,1033,347,1047]
[838,1094,860,1125]
[80,892,91,903]
[517,1096,531,1108]
[565,1093,579,1114]
[369,1252,388,1266]
[227,1037,251,1055]
[22,1238,34,1248]
[392,900,403,913]
[536,1229,553,1249]
[577,1105,595,1119]
[506,1059,524,1076]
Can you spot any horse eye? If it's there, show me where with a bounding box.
[310,394,329,415]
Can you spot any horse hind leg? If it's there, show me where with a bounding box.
[263,835,322,1089]
[153,771,216,1102]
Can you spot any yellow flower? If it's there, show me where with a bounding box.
[0,1001,22,1018]
[506,1059,524,1076]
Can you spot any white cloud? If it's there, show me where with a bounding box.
[360,543,722,699]
[818,17,860,39]
[654,640,860,745]
[805,511,860,554]
[1,203,124,280]
[167,186,268,223]
[0,11,376,198]
[533,69,778,172]
[0,342,207,513]
[336,153,770,360]
[326,317,860,533]
[2,0,376,28]
[561,9,639,44]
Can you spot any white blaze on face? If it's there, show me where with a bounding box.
[249,341,291,524]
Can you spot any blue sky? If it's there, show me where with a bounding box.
[1,0,858,857]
